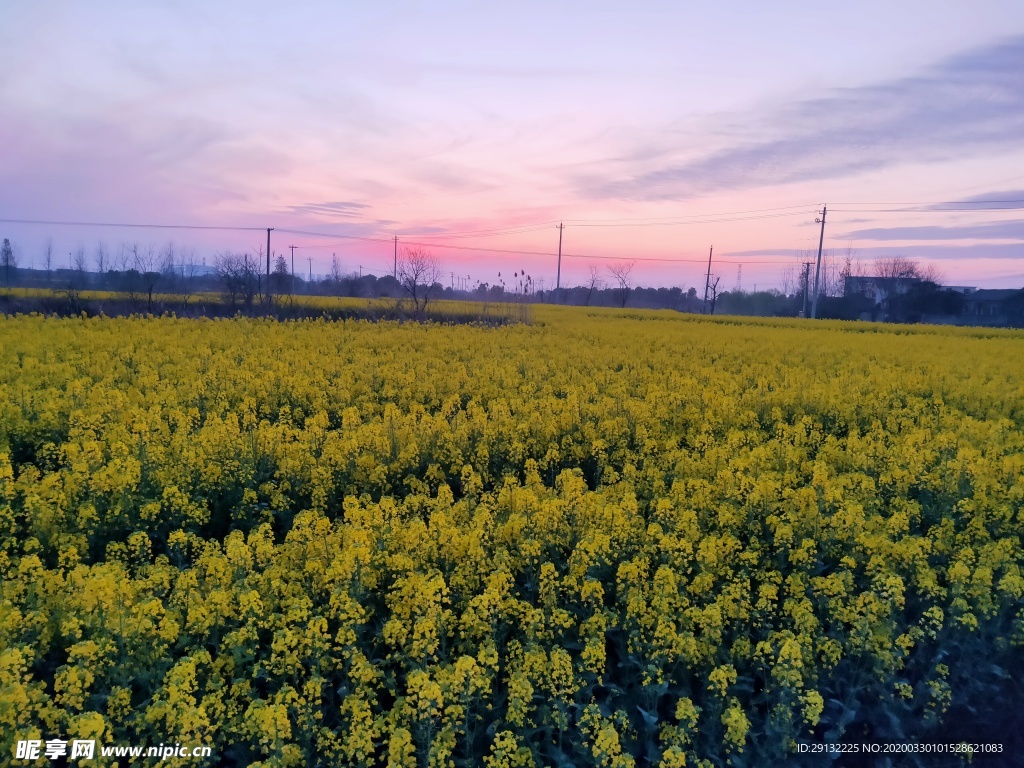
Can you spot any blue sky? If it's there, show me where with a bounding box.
[2,1,1023,289]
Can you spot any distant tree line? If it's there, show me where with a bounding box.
[2,237,1017,325]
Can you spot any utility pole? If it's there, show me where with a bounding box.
[811,206,826,319]
[289,245,296,288]
[359,265,363,278]
[266,228,273,307]
[555,222,563,303]
[702,245,713,313]
[393,236,398,279]
[307,256,312,284]
[802,262,811,317]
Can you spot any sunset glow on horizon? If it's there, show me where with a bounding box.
[2,1,1023,290]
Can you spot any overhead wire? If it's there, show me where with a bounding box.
[831,199,1024,206]
[397,222,561,238]
[275,228,392,243]
[830,207,1024,213]
[6,190,1023,278]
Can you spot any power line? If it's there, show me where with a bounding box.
[284,242,381,250]
[282,227,797,264]
[281,229,555,258]
[403,198,1024,234]
[270,235,800,265]
[10,194,1021,281]
[830,207,1024,213]
[831,199,1024,206]
[398,223,559,239]
[275,228,392,243]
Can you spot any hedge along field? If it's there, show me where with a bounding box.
[1,309,1023,767]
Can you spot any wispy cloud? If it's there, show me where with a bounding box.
[583,36,1024,201]
[283,201,372,218]
[927,189,1024,210]
[0,109,270,219]
[725,243,1024,262]
[841,220,1024,241]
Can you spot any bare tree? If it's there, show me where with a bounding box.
[707,274,722,315]
[919,262,944,285]
[216,252,261,309]
[780,263,800,297]
[585,265,604,306]
[252,244,267,305]
[1,238,15,286]
[872,255,925,319]
[397,246,442,313]
[120,243,142,300]
[271,254,291,295]
[114,243,131,273]
[65,245,88,295]
[821,249,844,298]
[133,244,166,312]
[177,247,200,306]
[874,255,920,281]
[94,242,109,277]
[72,246,88,273]
[158,242,181,301]
[607,260,636,308]
[247,252,262,307]
[840,248,853,295]
[798,247,845,300]
[216,253,241,308]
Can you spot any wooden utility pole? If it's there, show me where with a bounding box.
[702,245,713,313]
[307,256,312,284]
[393,236,398,279]
[802,261,812,317]
[289,244,297,295]
[555,223,563,302]
[811,206,826,319]
[266,228,273,307]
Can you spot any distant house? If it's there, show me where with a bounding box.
[962,288,1024,324]
[844,275,925,320]
[844,275,921,306]
[839,276,1024,326]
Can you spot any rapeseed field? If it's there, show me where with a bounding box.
[1,308,1022,766]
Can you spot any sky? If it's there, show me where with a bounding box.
[2,1,1024,291]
